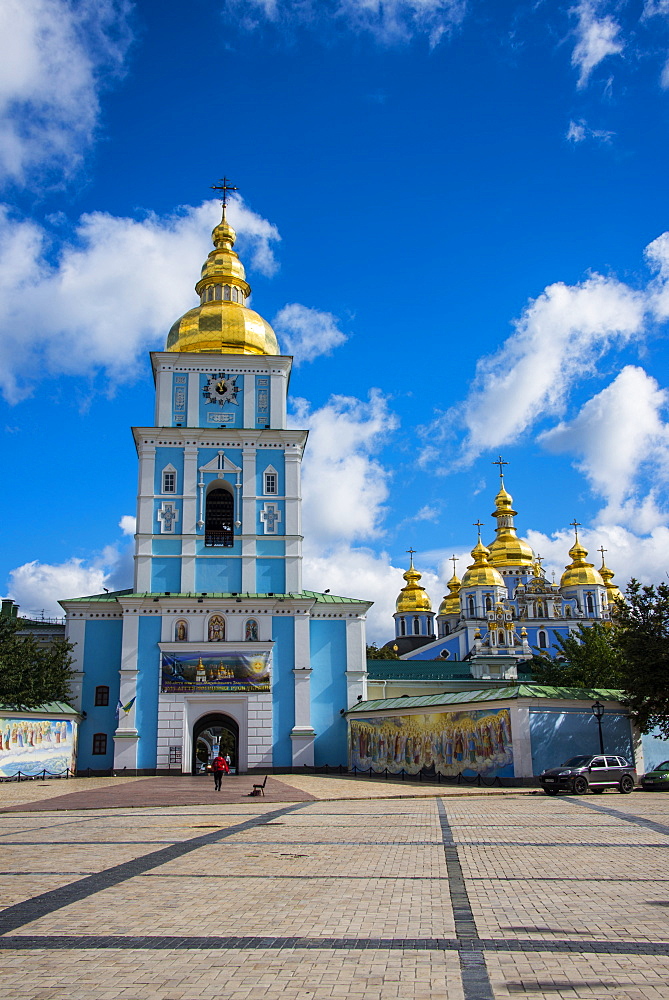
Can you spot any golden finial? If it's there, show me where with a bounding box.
[450,554,458,575]
[473,519,484,540]
[570,519,581,542]
[406,547,416,569]
[598,545,607,564]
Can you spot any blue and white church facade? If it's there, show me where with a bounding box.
[61,202,371,775]
[387,468,624,680]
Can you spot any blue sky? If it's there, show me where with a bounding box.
[1,0,669,641]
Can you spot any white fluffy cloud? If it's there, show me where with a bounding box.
[539,366,669,522]
[273,303,348,363]
[0,0,132,185]
[455,272,644,459]
[0,196,281,402]
[291,389,397,546]
[229,0,466,47]
[571,1,623,88]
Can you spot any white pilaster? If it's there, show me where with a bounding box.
[114,614,140,771]
[187,372,199,426]
[291,615,314,765]
[243,373,255,428]
[345,616,368,706]
[510,702,532,779]
[156,370,171,427]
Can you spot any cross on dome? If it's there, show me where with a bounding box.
[211,176,238,209]
[492,455,508,480]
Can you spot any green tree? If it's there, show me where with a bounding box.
[529,621,624,689]
[0,616,75,709]
[613,580,669,737]
[366,643,400,660]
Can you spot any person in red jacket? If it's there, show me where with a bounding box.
[212,754,228,790]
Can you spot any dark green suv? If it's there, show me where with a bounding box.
[540,754,636,796]
[641,760,669,790]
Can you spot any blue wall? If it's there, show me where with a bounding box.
[195,557,242,592]
[310,620,348,765]
[529,707,634,775]
[78,620,123,770]
[136,616,162,770]
[271,617,294,767]
[151,557,182,592]
[641,729,669,772]
[256,559,285,594]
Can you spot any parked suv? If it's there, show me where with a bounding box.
[539,754,636,796]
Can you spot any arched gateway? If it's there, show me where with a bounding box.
[192,713,239,775]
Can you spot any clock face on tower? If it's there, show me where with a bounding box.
[202,373,240,406]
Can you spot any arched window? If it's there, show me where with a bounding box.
[174,619,188,642]
[565,606,571,617]
[468,596,475,617]
[205,487,234,547]
[224,285,231,300]
[587,594,594,613]
[490,631,496,646]
[92,733,107,755]
[485,595,492,612]
[94,686,109,707]
[208,615,225,641]
[538,630,548,649]
[498,630,505,645]
[245,618,259,641]
[413,616,420,635]
[400,619,406,636]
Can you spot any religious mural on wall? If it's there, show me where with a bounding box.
[161,651,270,693]
[350,708,513,777]
[0,717,78,778]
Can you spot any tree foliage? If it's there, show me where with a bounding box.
[613,580,669,737]
[529,622,624,689]
[0,616,75,709]
[366,642,400,660]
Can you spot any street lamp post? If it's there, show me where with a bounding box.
[592,700,605,754]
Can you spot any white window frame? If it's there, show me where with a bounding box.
[263,465,279,496]
[162,464,177,494]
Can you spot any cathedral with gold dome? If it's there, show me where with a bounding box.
[60,190,371,775]
[388,464,623,676]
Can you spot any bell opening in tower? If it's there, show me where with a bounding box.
[205,487,234,547]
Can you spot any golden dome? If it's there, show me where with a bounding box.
[438,572,461,616]
[166,208,279,356]
[396,556,432,613]
[487,479,535,568]
[560,533,605,589]
[599,555,624,605]
[461,537,505,589]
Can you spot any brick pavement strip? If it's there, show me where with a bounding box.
[0,785,669,998]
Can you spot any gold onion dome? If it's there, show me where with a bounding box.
[560,531,605,589]
[396,556,432,613]
[165,207,279,356]
[599,555,624,604]
[487,479,535,568]
[439,572,461,616]
[461,537,505,589]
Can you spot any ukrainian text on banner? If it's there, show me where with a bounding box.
[161,651,270,693]
[350,708,513,778]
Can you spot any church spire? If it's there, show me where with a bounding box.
[487,456,534,568]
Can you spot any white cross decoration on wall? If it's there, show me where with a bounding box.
[260,502,281,534]
[158,502,179,534]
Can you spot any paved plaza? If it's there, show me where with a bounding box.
[0,777,668,1000]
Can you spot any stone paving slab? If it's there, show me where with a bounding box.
[1,792,669,998]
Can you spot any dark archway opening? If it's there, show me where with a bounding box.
[192,712,239,775]
[205,487,234,547]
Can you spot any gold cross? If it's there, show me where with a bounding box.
[450,554,458,575]
[570,519,581,541]
[598,545,607,563]
[473,519,484,539]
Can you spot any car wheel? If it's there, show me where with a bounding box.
[573,776,588,794]
[619,774,634,794]
[543,787,559,796]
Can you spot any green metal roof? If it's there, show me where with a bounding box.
[0,702,78,715]
[348,685,625,713]
[61,588,369,605]
[367,659,533,681]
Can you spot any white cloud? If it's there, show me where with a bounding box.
[273,303,348,363]
[566,118,614,143]
[0,197,281,403]
[291,389,397,546]
[228,0,467,47]
[119,514,136,536]
[571,1,624,89]
[0,0,132,185]
[454,272,645,460]
[539,366,669,519]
